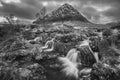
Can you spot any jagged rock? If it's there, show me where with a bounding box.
[77,46,96,67]
[91,63,120,80]
[34,3,89,24]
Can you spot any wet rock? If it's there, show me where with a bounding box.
[91,63,120,80]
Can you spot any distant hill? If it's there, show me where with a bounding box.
[34,3,89,24]
[105,21,120,29]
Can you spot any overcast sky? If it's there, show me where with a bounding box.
[0,0,120,24]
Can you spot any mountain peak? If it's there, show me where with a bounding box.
[60,3,74,8]
[34,3,89,24]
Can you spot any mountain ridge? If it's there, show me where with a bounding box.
[34,3,89,24]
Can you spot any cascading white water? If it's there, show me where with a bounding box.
[79,39,90,47]
[58,48,79,78]
[41,38,55,52]
[66,48,79,63]
[58,39,99,79]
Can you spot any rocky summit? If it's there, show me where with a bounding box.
[34,3,89,24]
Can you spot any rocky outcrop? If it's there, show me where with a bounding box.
[34,3,89,24]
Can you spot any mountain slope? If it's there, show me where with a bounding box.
[34,3,89,24]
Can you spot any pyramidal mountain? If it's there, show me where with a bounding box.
[34,3,89,24]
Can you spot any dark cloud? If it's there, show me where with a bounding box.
[103,4,120,20]
[0,0,120,24]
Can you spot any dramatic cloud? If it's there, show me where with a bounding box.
[40,1,79,7]
[83,2,112,12]
[0,2,3,7]
[1,0,21,3]
[81,2,115,24]
[0,0,120,24]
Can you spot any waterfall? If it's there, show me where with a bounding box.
[66,48,79,63]
[58,39,98,79]
[58,48,79,78]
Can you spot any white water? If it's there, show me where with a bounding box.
[58,39,99,78]
[79,39,89,47]
[58,48,79,78]
[66,48,79,63]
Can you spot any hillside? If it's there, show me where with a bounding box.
[34,3,89,24]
